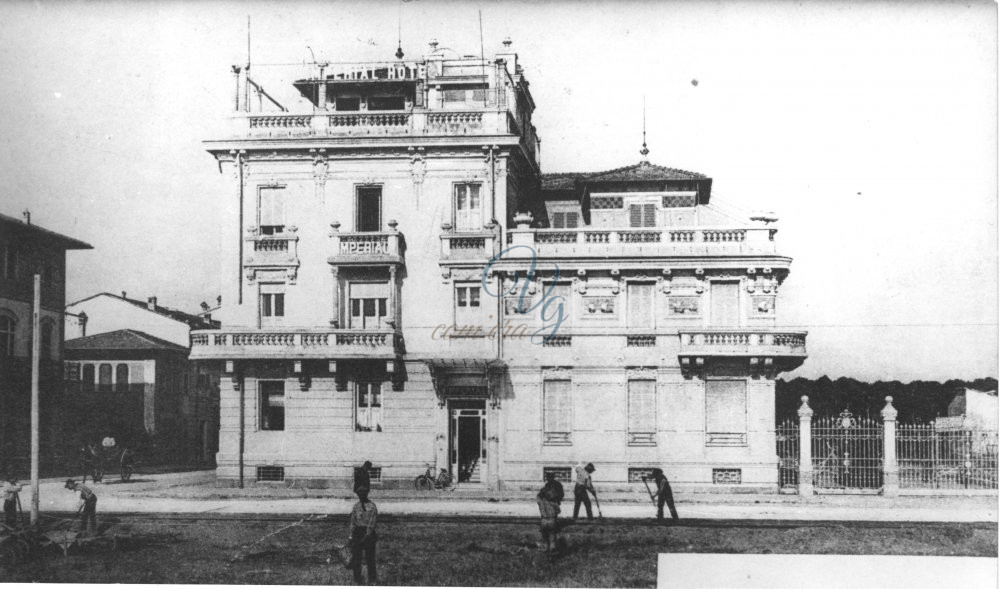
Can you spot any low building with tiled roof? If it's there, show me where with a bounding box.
[64,329,219,466]
[65,292,219,347]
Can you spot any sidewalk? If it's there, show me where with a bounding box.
[20,470,998,523]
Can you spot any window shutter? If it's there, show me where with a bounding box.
[705,380,747,434]
[628,380,656,434]
[544,380,571,433]
[565,212,579,228]
[552,212,565,228]
[259,189,284,227]
[629,204,642,227]
[643,203,656,227]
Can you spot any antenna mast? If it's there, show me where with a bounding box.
[640,96,650,161]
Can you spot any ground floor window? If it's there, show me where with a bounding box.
[259,381,285,431]
[705,379,747,446]
[627,379,656,445]
[356,381,382,432]
[542,379,572,445]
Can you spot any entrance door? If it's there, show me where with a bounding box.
[710,282,740,326]
[449,400,486,484]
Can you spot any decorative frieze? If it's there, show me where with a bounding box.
[668,296,700,316]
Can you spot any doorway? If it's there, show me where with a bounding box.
[449,399,486,484]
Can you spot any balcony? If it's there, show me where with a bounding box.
[189,328,399,360]
[506,227,778,258]
[439,230,500,264]
[328,228,404,267]
[678,329,807,374]
[244,229,300,283]
[235,109,518,139]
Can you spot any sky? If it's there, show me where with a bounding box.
[0,0,995,382]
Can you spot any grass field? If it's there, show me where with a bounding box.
[3,517,996,586]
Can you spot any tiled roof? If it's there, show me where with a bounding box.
[0,212,93,250]
[65,329,189,352]
[66,292,220,330]
[541,161,708,190]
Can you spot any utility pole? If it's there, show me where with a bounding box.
[30,274,40,526]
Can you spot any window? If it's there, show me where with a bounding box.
[627,283,654,328]
[456,286,481,308]
[40,321,53,359]
[551,211,580,229]
[356,186,382,232]
[368,95,405,110]
[627,380,656,446]
[258,187,286,235]
[628,203,657,228]
[454,184,482,231]
[542,466,572,483]
[710,282,740,326]
[705,380,747,446]
[115,364,129,393]
[628,467,655,482]
[98,363,113,393]
[713,468,742,484]
[349,282,389,329]
[542,380,571,445]
[443,86,487,105]
[335,96,360,111]
[356,382,383,432]
[260,293,285,318]
[82,364,95,392]
[259,381,285,431]
[256,466,285,482]
[0,315,13,357]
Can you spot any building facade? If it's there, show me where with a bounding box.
[0,212,92,472]
[191,41,807,491]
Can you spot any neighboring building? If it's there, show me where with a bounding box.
[943,388,999,430]
[63,293,223,464]
[191,40,807,490]
[0,211,92,470]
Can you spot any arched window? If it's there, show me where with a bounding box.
[82,364,95,392]
[0,314,14,358]
[98,363,112,392]
[41,321,53,360]
[115,364,129,393]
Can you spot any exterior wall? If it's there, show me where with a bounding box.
[65,295,193,347]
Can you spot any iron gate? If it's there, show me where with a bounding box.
[897,423,999,490]
[812,410,883,491]
[775,419,799,489]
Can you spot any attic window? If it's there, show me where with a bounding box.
[551,212,579,229]
[662,194,696,208]
[629,203,657,228]
[368,96,405,111]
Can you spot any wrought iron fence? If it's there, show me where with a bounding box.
[775,419,799,488]
[811,411,883,490]
[897,423,998,490]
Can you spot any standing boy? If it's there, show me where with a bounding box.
[572,463,597,520]
[3,474,22,527]
[347,486,378,585]
[65,479,97,534]
[536,472,564,553]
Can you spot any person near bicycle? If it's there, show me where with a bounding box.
[3,473,22,528]
[572,463,597,520]
[353,461,372,494]
[347,485,378,585]
[536,472,564,553]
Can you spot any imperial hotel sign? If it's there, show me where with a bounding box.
[191,39,808,491]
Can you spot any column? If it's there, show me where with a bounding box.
[881,395,899,497]
[388,266,398,327]
[797,395,814,497]
[329,267,340,327]
[316,63,328,110]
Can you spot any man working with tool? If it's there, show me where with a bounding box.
[643,468,679,521]
[65,479,98,534]
[572,462,598,520]
[3,473,22,527]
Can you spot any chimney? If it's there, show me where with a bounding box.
[147,296,157,311]
[22,209,30,225]
[200,301,210,312]
[121,291,127,298]
[78,312,88,337]
[217,295,222,306]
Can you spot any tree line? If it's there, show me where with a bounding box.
[775,376,998,423]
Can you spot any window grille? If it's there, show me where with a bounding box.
[542,467,572,483]
[628,467,655,482]
[256,466,285,482]
[712,468,742,484]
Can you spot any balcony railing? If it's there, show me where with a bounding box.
[328,229,404,266]
[189,328,399,360]
[236,108,517,139]
[439,230,499,262]
[244,231,299,268]
[506,227,778,257]
[678,329,807,357]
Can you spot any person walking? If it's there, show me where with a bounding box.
[3,474,22,528]
[353,461,372,494]
[648,468,679,521]
[536,472,564,553]
[80,445,94,484]
[347,486,378,585]
[572,463,597,520]
[65,479,97,534]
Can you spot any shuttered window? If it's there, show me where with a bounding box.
[356,382,383,432]
[543,380,572,445]
[258,188,286,234]
[259,381,285,431]
[627,283,654,327]
[628,380,656,436]
[705,380,747,446]
[552,212,579,229]
[628,203,657,227]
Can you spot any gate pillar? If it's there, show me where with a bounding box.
[797,396,814,497]
[881,396,899,496]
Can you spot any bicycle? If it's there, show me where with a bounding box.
[413,465,454,491]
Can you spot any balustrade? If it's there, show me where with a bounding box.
[189,328,399,360]
[506,226,778,257]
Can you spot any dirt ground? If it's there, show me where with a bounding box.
[3,517,996,586]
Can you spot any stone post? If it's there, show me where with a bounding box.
[881,396,899,497]
[797,395,814,497]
